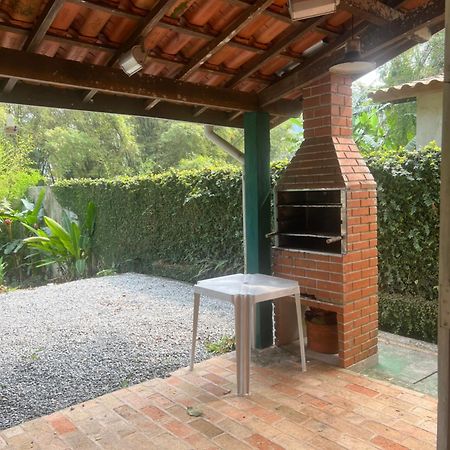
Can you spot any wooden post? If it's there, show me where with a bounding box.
[244,111,273,349]
[437,0,450,447]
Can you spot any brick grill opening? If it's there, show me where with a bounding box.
[273,73,378,369]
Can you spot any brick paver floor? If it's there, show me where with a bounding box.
[0,350,437,449]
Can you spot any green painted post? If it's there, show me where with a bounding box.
[244,111,273,349]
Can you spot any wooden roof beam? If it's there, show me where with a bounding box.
[259,0,444,107]
[194,16,324,119]
[157,21,302,62]
[148,0,273,111]
[0,47,258,112]
[259,21,368,106]
[0,83,246,128]
[339,0,404,26]
[83,0,178,102]
[3,0,64,94]
[177,0,274,80]
[225,16,326,89]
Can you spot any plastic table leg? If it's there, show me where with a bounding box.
[190,292,200,371]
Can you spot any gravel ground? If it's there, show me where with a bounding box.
[0,273,234,430]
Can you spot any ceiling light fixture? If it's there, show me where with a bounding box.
[288,0,340,20]
[329,18,375,75]
[119,45,147,76]
[329,37,376,75]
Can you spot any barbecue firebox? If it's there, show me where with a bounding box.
[272,73,378,369]
[275,188,346,254]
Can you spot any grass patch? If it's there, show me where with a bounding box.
[205,335,235,354]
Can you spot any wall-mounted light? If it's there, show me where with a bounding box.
[118,45,147,76]
[289,0,340,20]
[329,37,376,75]
[4,113,18,136]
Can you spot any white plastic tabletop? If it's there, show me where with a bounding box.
[194,273,299,303]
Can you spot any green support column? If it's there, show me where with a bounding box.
[244,111,273,349]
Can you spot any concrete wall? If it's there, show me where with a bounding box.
[28,186,63,223]
[417,89,443,148]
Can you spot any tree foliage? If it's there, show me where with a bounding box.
[0,104,302,186]
[353,30,444,150]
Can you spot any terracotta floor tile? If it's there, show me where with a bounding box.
[0,352,438,450]
[245,433,284,450]
[189,418,224,439]
[371,434,409,450]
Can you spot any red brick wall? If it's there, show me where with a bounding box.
[273,72,378,368]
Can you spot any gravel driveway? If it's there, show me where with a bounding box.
[0,273,234,430]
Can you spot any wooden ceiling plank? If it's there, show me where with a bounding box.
[3,0,65,94]
[259,0,444,107]
[177,0,274,80]
[0,47,259,111]
[339,0,404,26]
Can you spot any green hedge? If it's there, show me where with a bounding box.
[54,168,246,281]
[366,143,440,299]
[53,147,441,342]
[379,292,437,343]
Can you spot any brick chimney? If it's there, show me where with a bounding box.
[273,73,378,368]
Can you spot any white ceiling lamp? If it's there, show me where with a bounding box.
[289,0,340,20]
[4,113,18,136]
[329,37,376,75]
[118,45,147,76]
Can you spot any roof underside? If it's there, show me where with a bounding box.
[0,0,445,127]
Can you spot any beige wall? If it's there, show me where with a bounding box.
[416,89,443,148]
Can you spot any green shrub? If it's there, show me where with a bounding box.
[53,168,246,281]
[367,143,440,299]
[379,292,438,343]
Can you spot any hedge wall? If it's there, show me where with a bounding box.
[54,168,246,280]
[53,146,441,341]
[366,143,440,299]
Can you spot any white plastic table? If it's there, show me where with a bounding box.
[190,273,306,396]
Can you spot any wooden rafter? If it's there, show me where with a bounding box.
[259,21,368,106]
[0,46,300,118]
[83,0,178,102]
[192,16,327,118]
[259,0,445,108]
[0,23,274,87]
[3,0,64,94]
[146,0,273,111]
[225,16,326,89]
[72,0,293,26]
[157,21,302,63]
[177,0,273,80]
[339,0,404,26]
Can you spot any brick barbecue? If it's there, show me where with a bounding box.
[272,73,378,368]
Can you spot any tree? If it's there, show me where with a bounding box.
[0,114,42,202]
[353,30,444,150]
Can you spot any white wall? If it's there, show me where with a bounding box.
[416,89,443,148]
